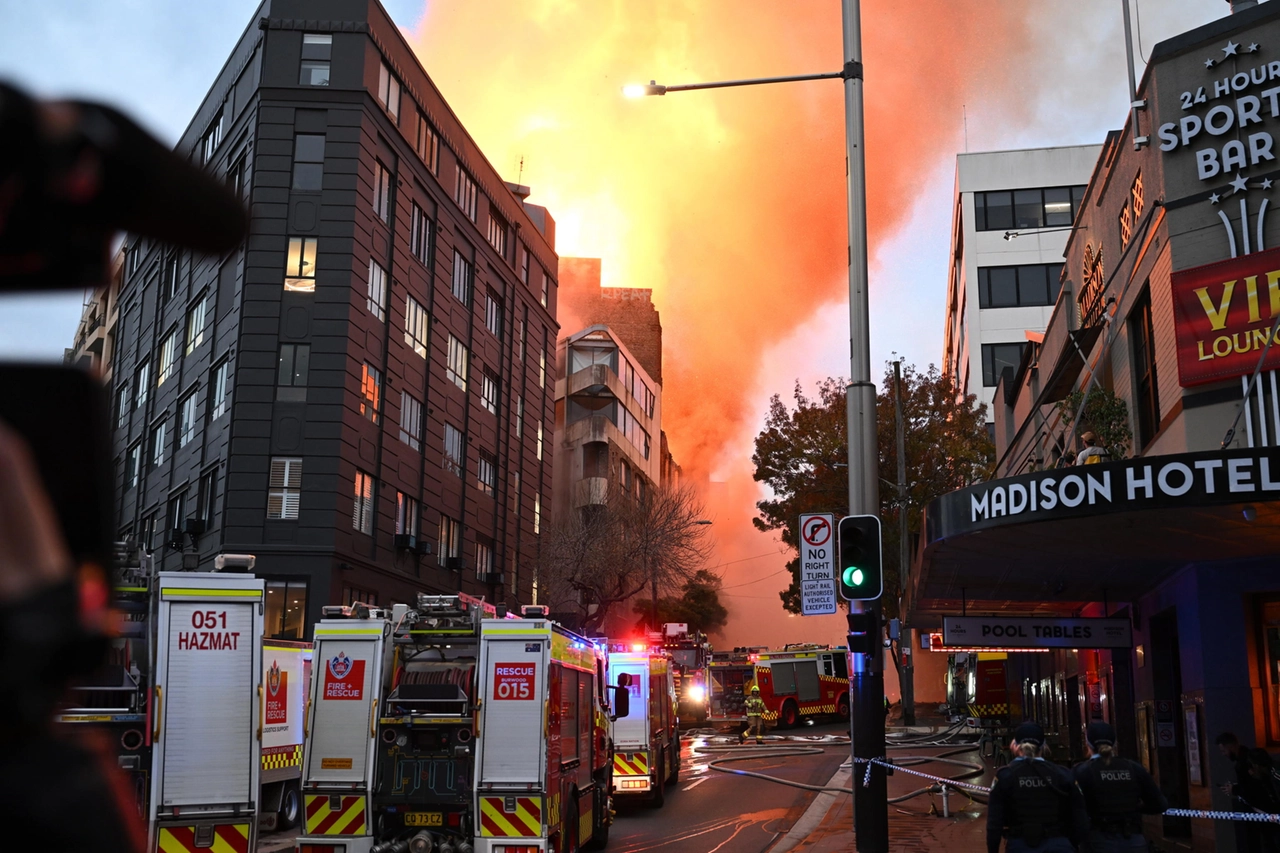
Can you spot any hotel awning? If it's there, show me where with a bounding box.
[1035,325,1105,407]
[904,447,1280,628]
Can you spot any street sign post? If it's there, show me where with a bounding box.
[799,513,838,615]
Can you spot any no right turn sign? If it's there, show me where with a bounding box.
[799,513,837,615]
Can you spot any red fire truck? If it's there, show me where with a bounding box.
[606,641,679,807]
[708,645,850,728]
[660,623,712,726]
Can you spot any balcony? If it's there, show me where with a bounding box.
[573,476,609,508]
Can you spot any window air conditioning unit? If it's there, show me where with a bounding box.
[481,572,505,585]
[415,540,433,556]
[394,534,417,551]
[183,517,207,536]
[445,556,465,571]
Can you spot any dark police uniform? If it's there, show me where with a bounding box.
[988,723,1088,853]
[1073,723,1167,852]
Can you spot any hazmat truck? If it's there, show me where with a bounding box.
[260,638,313,832]
[297,595,622,853]
[58,549,267,853]
[605,641,679,806]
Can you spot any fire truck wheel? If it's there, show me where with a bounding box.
[564,800,579,853]
[587,789,610,850]
[645,756,666,808]
[668,742,679,784]
[278,783,301,830]
[836,696,850,722]
[780,700,799,729]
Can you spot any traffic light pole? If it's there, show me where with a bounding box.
[841,0,889,850]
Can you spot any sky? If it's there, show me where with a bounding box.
[0,0,1237,647]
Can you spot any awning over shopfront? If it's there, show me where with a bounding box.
[1034,325,1105,407]
[905,447,1280,628]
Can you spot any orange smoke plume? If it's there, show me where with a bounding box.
[410,1,1035,480]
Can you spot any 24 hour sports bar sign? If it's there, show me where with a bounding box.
[1173,245,1280,386]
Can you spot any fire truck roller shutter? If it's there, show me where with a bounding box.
[795,662,821,702]
[480,639,547,784]
[770,662,797,696]
[304,632,382,784]
[159,593,261,807]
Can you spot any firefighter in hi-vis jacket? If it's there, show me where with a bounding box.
[741,686,766,744]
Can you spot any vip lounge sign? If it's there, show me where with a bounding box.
[1173,245,1280,386]
[942,616,1133,649]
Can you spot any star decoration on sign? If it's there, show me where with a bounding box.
[1211,192,1222,205]
[1224,40,1240,57]
[1265,179,1275,190]
[1250,43,1261,53]
[1232,173,1251,194]
[1206,57,1217,69]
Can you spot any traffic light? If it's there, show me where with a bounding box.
[838,514,883,601]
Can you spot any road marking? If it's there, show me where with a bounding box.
[682,777,709,792]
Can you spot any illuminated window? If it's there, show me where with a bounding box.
[353,469,374,534]
[974,185,1086,231]
[264,580,307,640]
[285,237,317,292]
[360,362,382,423]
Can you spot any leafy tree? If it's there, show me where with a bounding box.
[1057,387,1132,459]
[632,570,729,635]
[538,481,712,634]
[752,363,994,616]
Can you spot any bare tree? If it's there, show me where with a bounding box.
[539,480,713,634]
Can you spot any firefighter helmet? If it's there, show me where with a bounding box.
[750,686,760,694]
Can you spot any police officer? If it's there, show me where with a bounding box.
[740,685,766,744]
[1072,721,1166,851]
[987,721,1088,853]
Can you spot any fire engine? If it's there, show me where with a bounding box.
[659,623,712,726]
[296,595,621,853]
[58,548,267,853]
[708,645,850,728]
[606,641,679,806]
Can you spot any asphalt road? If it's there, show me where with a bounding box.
[608,720,853,853]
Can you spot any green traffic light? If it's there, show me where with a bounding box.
[842,566,865,587]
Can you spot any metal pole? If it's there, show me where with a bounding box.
[1120,0,1143,149]
[842,0,886,850]
[894,361,914,727]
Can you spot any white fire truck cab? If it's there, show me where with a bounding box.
[605,642,679,807]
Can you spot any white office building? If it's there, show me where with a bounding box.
[942,145,1102,430]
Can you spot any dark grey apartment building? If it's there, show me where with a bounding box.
[110,0,559,638]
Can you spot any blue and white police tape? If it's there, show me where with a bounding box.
[853,756,1280,823]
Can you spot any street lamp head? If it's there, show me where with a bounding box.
[693,519,713,525]
[623,80,667,98]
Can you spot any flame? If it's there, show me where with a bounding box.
[408,1,1039,640]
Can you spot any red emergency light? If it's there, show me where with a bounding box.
[630,642,646,653]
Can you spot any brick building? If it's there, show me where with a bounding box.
[109,0,558,638]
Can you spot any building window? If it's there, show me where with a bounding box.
[115,382,129,430]
[977,264,1064,308]
[416,111,439,173]
[517,319,525,361]
[200,110,223,165]
[126,443,141,489]
[149,421,166,470]
[378,61,401,122]
[973,185,1087,232]
[515,395,523,438]
[487,205,507,256]
[159,329,179,385]
[521,247,530,285]
[167,492,186,545]
[536,421,543,461]
[437,515,461,566]
[227,152,249,199]
[268,457,302,520]
[539,348,546,389]
[134,361,150,411]
[367,259,387,320]
[360,362,382,423]
[185,296,207,355]
[292,134,325,191]
[481,370,499,415]
[299,33,331,86]
[353,469,374,534]
[342,585,378,607]
[405,296,430,358]
[395,492,420,538]
[277,343,310,402]
[126,243,141,277]
[264,580,307,640]
[178,391,198,448]
[142,511,159,552]
[475,537,494,579]
[210,359,230,420]
[199,468,218,527]
[410,203,432,264]
[533,494,541,535]
[1119,204,1133,250]
[981,342,1029,388]
[452,250,472,305]
[399,390,422,450]
[373,160,392,224]
[162,253,180,304]
[478,450,497,496]
[446,334,469,391]
[510,470,521,515]
[485,292,503,338]
[1130,289,1160,448]
[285,236,318,292]
[455,168,478,222]
[444,423,464,476]
[1131,171,1144,220]
[540,267,548,308]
